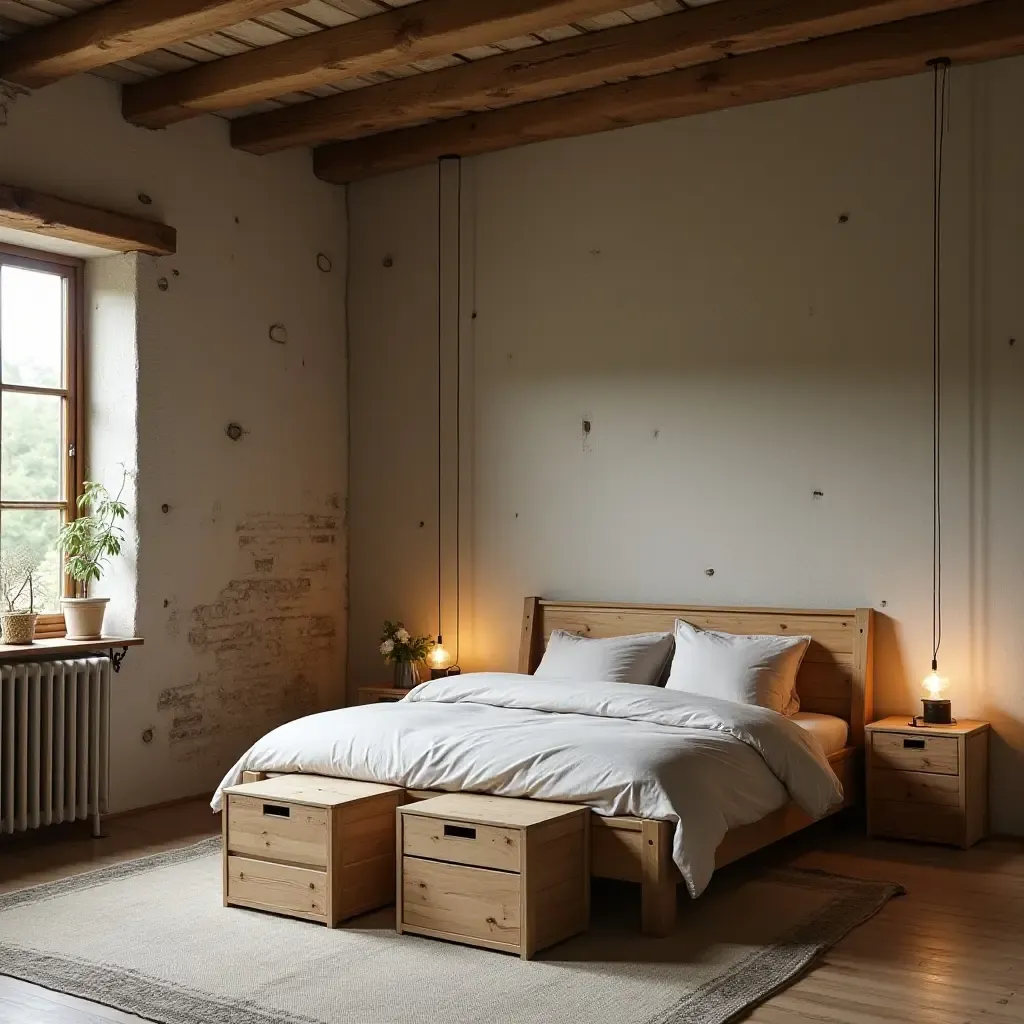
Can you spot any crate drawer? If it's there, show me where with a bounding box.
[226,794,328,868]
[401,856,520,947]
[403,813,521,872]
[871,732,958,775]
[226,855,328,920]
[872,768,960,806]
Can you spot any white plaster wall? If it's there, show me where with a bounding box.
[85,253,141,640]
[1,75,347,811]
[349,60,1024,834]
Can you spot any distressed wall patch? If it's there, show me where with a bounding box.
[157,508,342,769]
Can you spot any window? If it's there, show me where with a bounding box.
[0,243,82,624]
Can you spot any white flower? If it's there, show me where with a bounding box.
[380,639,394,656]
[395,627,411,644]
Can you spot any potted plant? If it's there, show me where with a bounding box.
[58,472,128,640]
[0,547,39,644]
[379,621,433,689]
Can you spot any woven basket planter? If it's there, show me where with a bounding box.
[0,613,37,645]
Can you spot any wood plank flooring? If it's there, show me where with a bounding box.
[0,803,1020,1023]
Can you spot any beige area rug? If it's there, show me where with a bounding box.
[0,837,901,1024]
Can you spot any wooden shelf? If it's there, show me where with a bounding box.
[0,636,143,663]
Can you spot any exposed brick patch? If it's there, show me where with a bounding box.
[157,507,341,769]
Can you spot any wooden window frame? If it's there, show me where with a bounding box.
[0,241,84,637]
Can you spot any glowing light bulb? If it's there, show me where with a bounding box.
[428,642,451,672]
[922,669,948,700]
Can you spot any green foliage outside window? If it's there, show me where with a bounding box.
[1,262,70,611]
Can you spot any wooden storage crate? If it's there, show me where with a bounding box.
[398,793,590,959]
[222,774,404,926]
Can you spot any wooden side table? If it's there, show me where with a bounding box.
[866,716,989,848]
[358,685,413,704]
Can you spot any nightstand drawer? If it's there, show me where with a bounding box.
[870,800,964,845]
[872,768,960,806]
[871,732,959,775]
[403,813,522,872]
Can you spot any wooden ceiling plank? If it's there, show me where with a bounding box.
[120,0,648,128]
[0,0,297,88]
[312,0,1024,183]
[232,0,985,154]
[288,2,360,28]
[0,184,177,255]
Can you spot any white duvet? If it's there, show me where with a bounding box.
[213,673,843,896]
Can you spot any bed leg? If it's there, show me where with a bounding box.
[641,819,677,938]
[642,879,677,937]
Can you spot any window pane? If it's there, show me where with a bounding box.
[0,509,62,613]
[1,265,65,388]
[1,392,63,502]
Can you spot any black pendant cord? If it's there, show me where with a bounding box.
[454,156,462,668]
[436,158,443,649]
[929,57,950,671]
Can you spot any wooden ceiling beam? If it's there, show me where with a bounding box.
[233,0,983,155]
[121,0,639,130]
[0,185,177,256]
[0,1,293,89]
[313,0,1024,184]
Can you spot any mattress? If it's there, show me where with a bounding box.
[792,711,849,756]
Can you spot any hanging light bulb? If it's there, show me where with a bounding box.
[428,635,451,679]
[919,658,952,725]
[922,664,949,701]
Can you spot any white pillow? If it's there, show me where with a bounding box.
[534,630,674,687]
[663,618,810,715]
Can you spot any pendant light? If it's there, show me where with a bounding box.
[917,57,952,727]
[428,155,462,679]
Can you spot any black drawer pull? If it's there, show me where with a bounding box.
[443,823,476,840]
[263,803,291,818]
[903,738,926,750]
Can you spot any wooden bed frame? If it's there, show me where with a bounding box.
[243,598,873,938]
[513,598,874,936]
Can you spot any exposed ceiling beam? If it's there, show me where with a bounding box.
[121,0,639,130]
[0,185,177,255]
[313,0,1024,184]
[0,1,293,89]
[233,0,983,155]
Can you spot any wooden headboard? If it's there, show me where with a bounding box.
[518,598,874,746]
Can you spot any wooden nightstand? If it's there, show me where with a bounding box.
[866,716,989,848]
[358,685,413,705]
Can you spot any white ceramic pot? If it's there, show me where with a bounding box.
[0,612,37,645]
[61,597,110,640]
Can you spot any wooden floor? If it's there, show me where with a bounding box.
[0,803,1021,1023]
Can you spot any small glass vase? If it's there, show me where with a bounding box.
[392,660,421,690]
